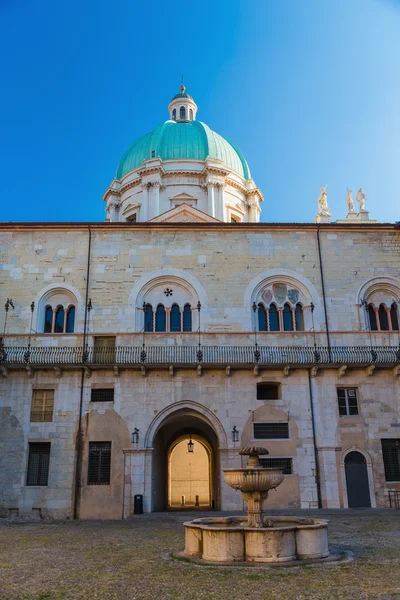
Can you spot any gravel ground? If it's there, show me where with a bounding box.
[0,510,399,600]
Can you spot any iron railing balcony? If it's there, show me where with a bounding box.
[1,345,400,367]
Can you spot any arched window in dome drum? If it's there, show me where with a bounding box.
[379,304,389,330]
[172,108,176,121]
[391,303,399,331]
[66,306,75,333]
[144,304,153,332]
[155,304,166,332]
[55,307,65,333]
[295,304,304,331]
[170,304,181,332]
[258,304,267,332]
[368,304,377,331]
[180,106,186,120]
[189,108,193,121]
[44,306,53,333]
[183,304,192,332]
[268,304,279,332]
[283,303,293,331]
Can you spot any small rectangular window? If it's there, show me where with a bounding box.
[257,383,280,400]
[381,439,400,482]
[91,388,114,403]
[30,390,54,422]
[253,422,289,440]
[259,457,293,474]
[88,442,111,485]
[337,388,359,416]
[26,443,51,486]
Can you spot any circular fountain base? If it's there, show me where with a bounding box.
[183,516,330,564]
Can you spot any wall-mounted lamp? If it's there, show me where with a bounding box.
[187,435,194,453]
[132,428,139,445]
[232,426,239,443]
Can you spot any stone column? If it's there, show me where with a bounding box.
[215,183,225,221]
[140,183,149,222]
[248,196,261,223]
[207,183,216,218]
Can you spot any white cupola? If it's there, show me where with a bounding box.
[168,85,198,122]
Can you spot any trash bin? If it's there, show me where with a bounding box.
[134,494,143,514]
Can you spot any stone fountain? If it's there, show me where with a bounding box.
[182,447,330,564]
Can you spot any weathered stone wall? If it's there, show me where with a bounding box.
[1,223,399,517]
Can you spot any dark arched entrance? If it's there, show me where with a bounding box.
[345,451,371,508]
[151,408,220,511]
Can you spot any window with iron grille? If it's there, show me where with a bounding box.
[337,388,359,416]
[91,388,114,403]
[259,457,293,475]
[30,390,54,422]
[257,383,280,400]
[88,442,111,485]
[253,422,289,439]
[381,439,400,482]
[26,443,51,486]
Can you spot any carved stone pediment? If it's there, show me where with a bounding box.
[149,203,221,223]
[169,193,198,206]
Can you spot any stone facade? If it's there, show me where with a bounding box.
[1,221,400,519]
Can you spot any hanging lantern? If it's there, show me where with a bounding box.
[187,435,194,453]
[232,426,239,443]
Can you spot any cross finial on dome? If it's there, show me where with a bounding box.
[180,75,185,93]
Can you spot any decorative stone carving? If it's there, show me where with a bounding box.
[317,185,331,216]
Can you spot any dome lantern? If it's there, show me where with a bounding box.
[168,85,198,122]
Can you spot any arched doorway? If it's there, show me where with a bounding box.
[344,451,371,508]
[168,435,212,509]
[149,404,224,511]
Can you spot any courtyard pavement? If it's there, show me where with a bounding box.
[0,509,399,600]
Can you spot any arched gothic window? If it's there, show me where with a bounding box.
[170,304,181,332]
[368,304,378,330]
[379,304,389,331]
[44,306,53,333]
[189,108,193,121]
[40,289,77,334]
[269,304,279,332]
[172,108,176,121]
[66,306,75,333]
[283,303,293,331]
[258,304,267,332]
[144,304,153,332]
[183,304,192,332]
[295,304,304,331]
[55,307,65,333]
[180,106,186,120]
[155,304,166,332]
[391,303,399,331]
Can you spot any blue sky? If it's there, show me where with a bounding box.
[0,0,399,223]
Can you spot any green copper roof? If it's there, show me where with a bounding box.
[116,121,250,180]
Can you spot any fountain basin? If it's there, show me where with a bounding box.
[223,468,284,493]
[184,516,329,563]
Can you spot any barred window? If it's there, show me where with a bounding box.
[259,457,293,475]
[381,439,400,482]
[88,442,111,485]
[337,388,359,416]
[257,383,280,400]
[30,390,54,422]
[253,422,289,439]
[91,388,114,403]
[26,443,50,486]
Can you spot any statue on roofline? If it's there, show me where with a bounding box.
[317,185,331,216]
[356,188,366,211]
[346,189,355,213]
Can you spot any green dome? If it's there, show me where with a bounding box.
[116,120,250,180]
